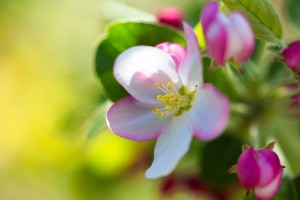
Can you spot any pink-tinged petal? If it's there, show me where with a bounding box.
[282,41,300,74]
[254,169,283,200]
[145,116,193,179]
[205,20,228,65]
[114,46,181,105]
[156,42,186,67]
[201,2,219,33]
[227,12,254,62]
[256,149,282,186]
[237,147,260,188]
[188,83,229,141]
[178,22,203,90]
[106,96,171,141]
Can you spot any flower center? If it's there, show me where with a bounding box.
[152,81,195,118]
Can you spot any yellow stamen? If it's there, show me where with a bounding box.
[157,113,164,118]
[153,81,162,87]
[152,108,159,113]
[167,81,173,90]
[152,80,195,118]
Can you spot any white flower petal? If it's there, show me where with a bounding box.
[178,22,203,90]
[145,115,193,179]
[106,96,171,141]
[254,169,283,200]
[224,12,254,62]
[229,12,254,62]
[114,46,181,104]
[188,83,229,141]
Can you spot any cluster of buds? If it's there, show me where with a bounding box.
[229,142,284,200]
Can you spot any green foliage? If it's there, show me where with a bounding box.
[267,44,284,53]
[201,134,243,189]
[202,57,239,100]
[95,21,185,102]
[287,0,300,29]
[265,60,292,82]
[222,0,283,46]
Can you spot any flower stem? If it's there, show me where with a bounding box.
[249,124,265,148]
[252,40,266,64]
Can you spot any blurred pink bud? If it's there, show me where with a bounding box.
[160,176,177,195]
[201,2,255,66]
[156,7,184,29]
[237,145,283,200]
[292,93,300,104]
[155,42,186,68]
[282,41,300,75]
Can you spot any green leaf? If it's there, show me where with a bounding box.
[222,0,283,45]
[287,0,300,30]
[95,21,185,102]
[201,134,243,189]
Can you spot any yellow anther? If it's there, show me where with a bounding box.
[157,113,164,118]
[168,98,176,104]
[153,81,162,87]
[152,80,194,118]
[152,108,159,113]
[167,81,173,90]
[157,95,164,101]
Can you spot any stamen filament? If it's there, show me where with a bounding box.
[152,80,195,118]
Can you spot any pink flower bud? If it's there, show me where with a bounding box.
[155,42,186,68]
[292,92,300,104]
[237,146,283,200]
[156,7,184,29]
[200,2,255,66]
[282,41,300,75]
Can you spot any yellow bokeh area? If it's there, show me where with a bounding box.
[0,0,162,199]
[86,129,141,178]
[0,0,213,199]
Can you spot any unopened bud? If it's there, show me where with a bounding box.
[156,7,184,29]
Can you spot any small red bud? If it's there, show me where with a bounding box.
[156,7,184,29]
[282,41,300,76]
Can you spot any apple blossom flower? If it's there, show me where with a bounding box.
[200,2,254,66]
[229,143,283,200]
[106,22,229,179]
[282,41,300,76]
[156,7,184,29]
